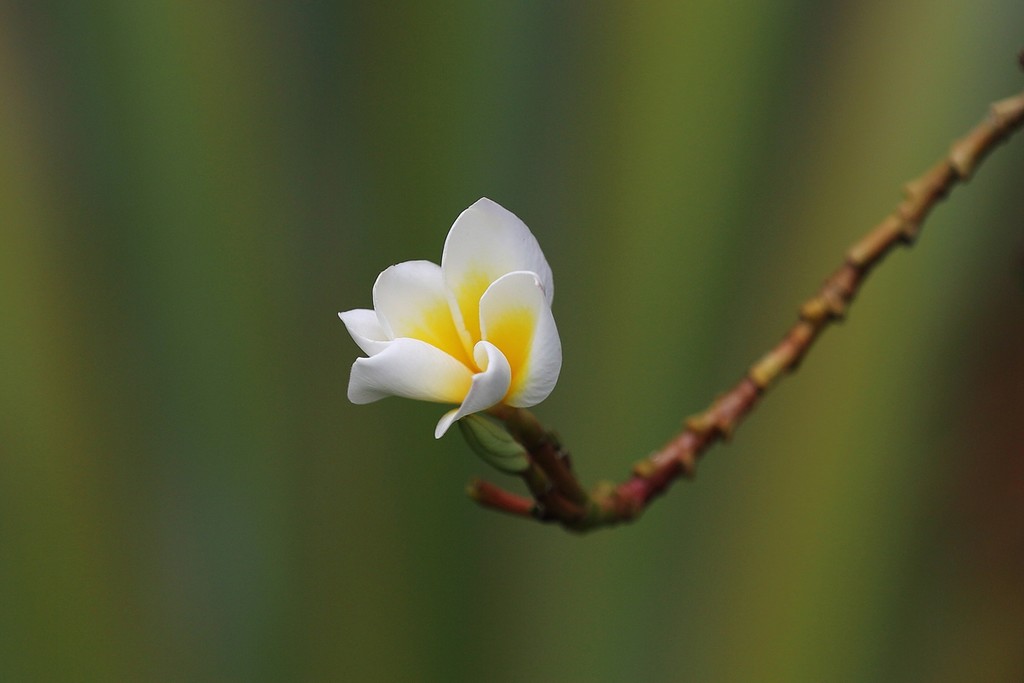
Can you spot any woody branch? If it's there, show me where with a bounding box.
[468,83,1024,533]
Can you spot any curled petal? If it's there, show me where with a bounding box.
[434,341,512,439]
[372,260,471,365]
[338,309,391,356]
[441,198,554,346]
[348,338,472,405]
[479,271,561,407]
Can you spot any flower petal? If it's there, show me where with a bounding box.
[339,309,391,356]
[372,260,473,366]
[433,341,512,438]
[348,337,472,405]
[479,271,561,407]
[441,198,554,347]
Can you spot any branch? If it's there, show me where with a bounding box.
[475,84,1024,533]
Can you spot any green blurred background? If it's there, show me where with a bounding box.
[1,2,1022,681]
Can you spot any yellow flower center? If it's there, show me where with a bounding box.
[481,305,535,400]
[453,271,492,353]
[406,300,475,369]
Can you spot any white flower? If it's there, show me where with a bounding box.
[340,198,561,438]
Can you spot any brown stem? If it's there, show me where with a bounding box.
[466,479,536,519]
[487,405,590,507]
[473,85,1024,532]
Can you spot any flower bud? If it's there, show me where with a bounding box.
[457,414,530,474]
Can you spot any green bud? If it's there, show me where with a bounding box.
[458,414,530,474]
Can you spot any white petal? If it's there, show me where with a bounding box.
[441,198,554,346]
[348,338,472,405]
[479,271,561,407]
[339,309,391,356]
[433,341,512,438]
[372,260,472,365]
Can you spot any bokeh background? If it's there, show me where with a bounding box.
[1,2,1022,681]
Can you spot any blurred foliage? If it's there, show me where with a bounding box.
[1,2,1022,681]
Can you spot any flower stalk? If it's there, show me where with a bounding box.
[472,84,1024,533]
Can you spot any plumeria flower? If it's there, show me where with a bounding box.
[340,198,561,438]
